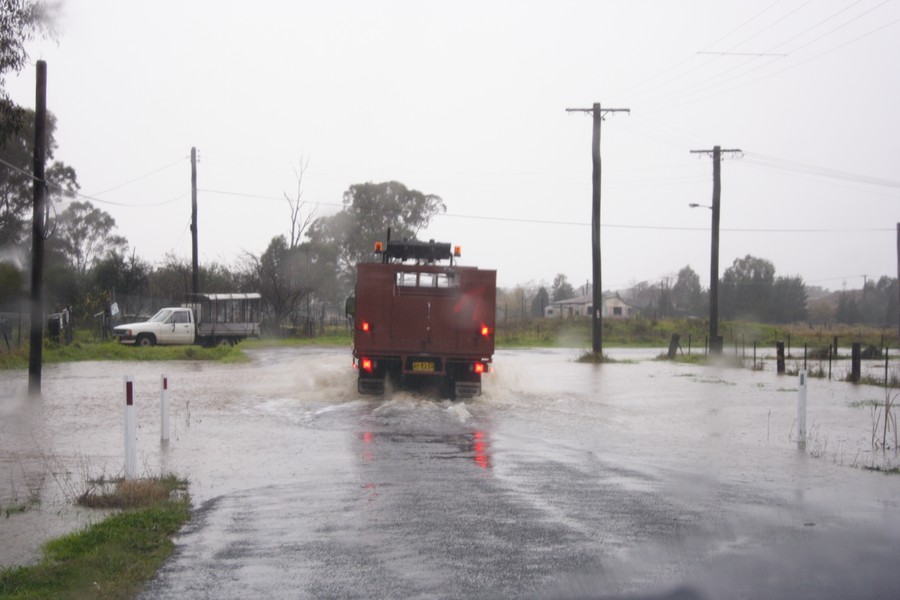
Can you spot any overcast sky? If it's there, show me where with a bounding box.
[7,0,900,290]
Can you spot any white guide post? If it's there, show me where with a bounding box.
[124,375,137,479]
[161,374,170,442]
[798,370,807,449]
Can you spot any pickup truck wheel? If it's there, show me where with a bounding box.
[136,334,156,347]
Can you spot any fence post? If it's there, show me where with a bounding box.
[124,376,137,480]
[667,333,680,360]
[850,342,861,383]
[776,341,785,374]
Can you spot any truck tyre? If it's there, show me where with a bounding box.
[217,337,233,347]
[136,334,156,347]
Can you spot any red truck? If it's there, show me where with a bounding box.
[349,238,496,398]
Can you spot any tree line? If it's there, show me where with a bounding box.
[499,259,898,329]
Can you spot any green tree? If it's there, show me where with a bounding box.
[49,201,127,284]
[720,255,775,321]
[0,110,79,247]
[531,286,549,317]
[770,275,808,324]
[1,0,57,142]
[836,292,863,325]
[551,273,575,302]
[857,276,899,327]
[671,265,705,317]
[306,181,445,290]
[0,259,23,305]
[146,253,241,303]
[243,235,307,332]
[91,250,151,298]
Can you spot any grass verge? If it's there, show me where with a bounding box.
[0,475,190,599]
[0,340,248,369]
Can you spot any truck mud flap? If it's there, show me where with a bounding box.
[454,381,481,399]
[358,377,385,395]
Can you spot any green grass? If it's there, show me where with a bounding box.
[0,476,190,599]
[493,317,898,350]
[0,340,249,369]
[864,465,900,475]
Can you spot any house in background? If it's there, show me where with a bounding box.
[544,293,638,319]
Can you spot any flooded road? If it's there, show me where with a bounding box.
[2,347,899,598]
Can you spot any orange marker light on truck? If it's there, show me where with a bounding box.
[454,246,461,257]
[374,242,383,253]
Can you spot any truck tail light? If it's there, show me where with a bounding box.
[474,362,486,374]
[361,321,370,333]
[361,358,374,373]
[480,325,490,337]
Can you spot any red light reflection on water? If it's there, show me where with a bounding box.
[473,430,490,469]
[361,430,374,462]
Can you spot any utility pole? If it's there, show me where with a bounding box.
[28,60,47,396]
[190,147,199,296]
[896,223,899,341]
[566,102,630,356]
[689,145,741,354]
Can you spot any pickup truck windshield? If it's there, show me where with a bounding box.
[148,309,174,323]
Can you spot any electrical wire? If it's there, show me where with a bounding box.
[740,152,900,189]
[608,1,783,100]
[643,6,900,112]
[0,155,189,207]
[89,156,188,196]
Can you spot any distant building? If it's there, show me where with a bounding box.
[544,294,638,319]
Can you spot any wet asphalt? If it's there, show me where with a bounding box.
[2,347,900,598]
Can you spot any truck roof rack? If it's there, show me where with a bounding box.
[383,239,452,264]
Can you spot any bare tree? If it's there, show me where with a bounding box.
[285,156,316,249]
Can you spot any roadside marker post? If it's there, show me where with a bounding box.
[161,374,170,442]
[124,376,137,479]
[797,370,807,450]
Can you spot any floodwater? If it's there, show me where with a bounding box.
[1,347,899,598]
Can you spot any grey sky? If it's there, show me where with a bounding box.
[8,0,900,290]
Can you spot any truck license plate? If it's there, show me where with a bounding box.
[412,361,435,372]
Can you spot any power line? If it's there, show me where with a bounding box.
[0,155,189,207]
[643,6,900,112]
[89,156,188,196]
[740,152,900,189]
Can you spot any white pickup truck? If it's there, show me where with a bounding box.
[113,293,261,347]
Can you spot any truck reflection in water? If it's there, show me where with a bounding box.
[357,429,491,470]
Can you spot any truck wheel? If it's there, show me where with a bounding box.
[217,338,233,347]
[136,334,156,347]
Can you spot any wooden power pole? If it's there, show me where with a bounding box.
[191,147,199,295]
[689,145,741,354]
[566,102,630,356]
[28,60,47,396]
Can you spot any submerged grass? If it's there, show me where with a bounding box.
[0,475,190,599]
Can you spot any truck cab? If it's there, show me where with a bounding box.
[113,307,195,346]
